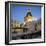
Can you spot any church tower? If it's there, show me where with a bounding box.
[24,9,33,22]
[24,9,37,23]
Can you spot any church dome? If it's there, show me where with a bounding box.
[26,9,32,17]
[24,9,33,22]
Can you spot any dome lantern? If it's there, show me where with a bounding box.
[26,9,32,17]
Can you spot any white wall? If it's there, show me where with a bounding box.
[0,0,46,46]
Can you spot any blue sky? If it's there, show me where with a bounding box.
[10,4,41,23]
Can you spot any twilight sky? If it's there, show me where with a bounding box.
[10,4,41,23]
